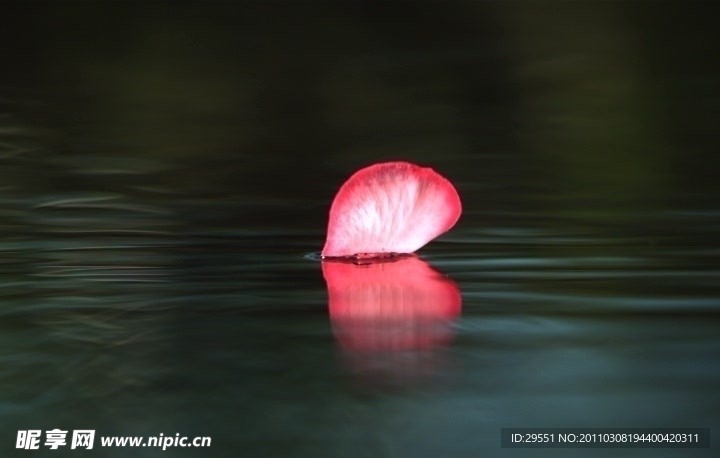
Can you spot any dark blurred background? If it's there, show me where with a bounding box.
[2,1,719,217]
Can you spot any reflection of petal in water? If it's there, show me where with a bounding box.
[322,256,461,352]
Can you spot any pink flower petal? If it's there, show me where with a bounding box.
[322,161,461,257]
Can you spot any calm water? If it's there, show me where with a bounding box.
[1,2,719,457]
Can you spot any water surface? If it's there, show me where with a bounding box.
[1,2,719,457]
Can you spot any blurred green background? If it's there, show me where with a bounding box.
[2,1,718,211]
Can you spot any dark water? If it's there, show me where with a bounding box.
[1,2,719,457]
